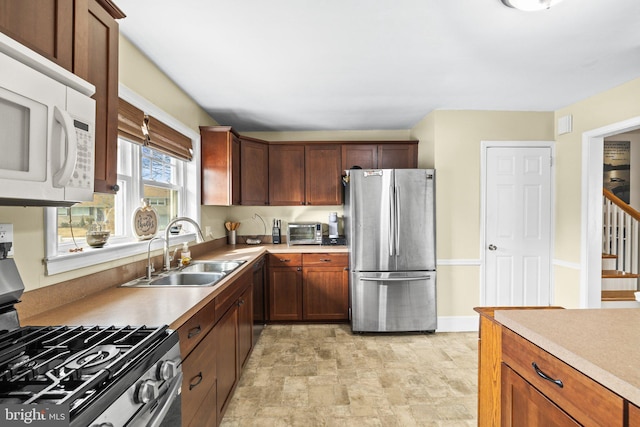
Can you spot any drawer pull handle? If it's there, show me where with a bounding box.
[189,372,203,390]
[280,259,291,262]
[188,326,202,339]
[532,362,563,388]
[320,259,331,262]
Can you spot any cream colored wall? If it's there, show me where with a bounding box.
[553,77,640,307]
[410,110,555,317]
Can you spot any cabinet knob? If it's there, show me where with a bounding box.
[297,267,302,271]
[111,184,120,192]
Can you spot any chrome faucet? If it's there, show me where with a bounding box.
[164,217,205,271]
[146,236,167,280]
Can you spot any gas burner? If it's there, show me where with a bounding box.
[62,344,119,375]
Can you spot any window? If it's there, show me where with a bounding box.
[44,88,200,275]
[54,139,186,251]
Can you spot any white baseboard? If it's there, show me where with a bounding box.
[436,316,478,332]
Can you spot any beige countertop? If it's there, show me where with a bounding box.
[495,308,640,407]
[23,243,347,329]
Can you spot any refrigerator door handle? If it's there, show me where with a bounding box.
[360,276,432,282]
[389,186,395,256]
[395,185,401,256]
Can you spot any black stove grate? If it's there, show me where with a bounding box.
[0,325,172,420]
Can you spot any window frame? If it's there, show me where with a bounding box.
[44,84,201,276]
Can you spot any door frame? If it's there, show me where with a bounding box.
[581,116,640,308]
[480,141,556,306]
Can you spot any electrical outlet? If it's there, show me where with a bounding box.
[205,226,212,238]
[0,224,14,257]
[0,224,13,243]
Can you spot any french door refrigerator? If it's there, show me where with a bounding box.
[345,169,436,332]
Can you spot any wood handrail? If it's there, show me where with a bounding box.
[603,188,640,222]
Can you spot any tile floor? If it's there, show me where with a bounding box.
[220,324,478,426]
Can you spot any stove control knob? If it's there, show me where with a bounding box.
[157,359,179,380]
[136,379,159,404]
[91,424,114,427]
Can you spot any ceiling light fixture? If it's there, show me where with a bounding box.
[501,0,565,11]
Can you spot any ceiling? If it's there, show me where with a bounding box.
[117,0,640,132]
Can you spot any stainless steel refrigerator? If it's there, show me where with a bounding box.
[345,169,436,332]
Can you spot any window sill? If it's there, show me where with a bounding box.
[44,233,196,276]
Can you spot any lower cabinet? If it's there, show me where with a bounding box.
[215,268,253,423]
[182,326,218,427]
[268,253,348,322]
[215,301,239,422]
[178,263,255,427]
[501,327,624,426]
[501,364,579,427]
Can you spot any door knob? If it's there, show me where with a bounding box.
[488,244,497,251]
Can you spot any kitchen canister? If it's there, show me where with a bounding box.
[228,230,237,245]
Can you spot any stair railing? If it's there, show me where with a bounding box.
[602,188,640,275]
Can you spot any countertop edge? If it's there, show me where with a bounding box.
[495,309,640,408]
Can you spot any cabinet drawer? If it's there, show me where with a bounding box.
[302,253,348,267]
[502,328,624,427]
[215,269,252,323]
[181,327,217,427]
[268,253,302,267]
[177,299,216,359]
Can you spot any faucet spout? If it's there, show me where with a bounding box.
[146,236,167,280]
[164,217,205,271]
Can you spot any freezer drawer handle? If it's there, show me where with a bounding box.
[360,276,431,282]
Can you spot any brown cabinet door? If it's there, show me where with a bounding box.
[305,144,342,205]
[240,139,269,205]
[0,0,74,70]
[75,0,121,194]
[378,143,417,169]
[200,127,240,205]
[342,144,378,171]
[181,327,218,427]
[216,304,239,421]
[501,364,579,427]
[269,266,303,321]
[269,145,305,205]
[188,381,217,427]
[302,265,349,321]
[237,284,253,368]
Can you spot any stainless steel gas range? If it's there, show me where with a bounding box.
[0,258,182,427]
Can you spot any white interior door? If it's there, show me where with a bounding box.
[483,144,553,306]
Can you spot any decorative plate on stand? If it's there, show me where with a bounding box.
[132,199,158,240]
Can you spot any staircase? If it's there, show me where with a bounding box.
[602,189,640,304]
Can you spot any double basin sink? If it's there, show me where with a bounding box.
[122,260,246,288]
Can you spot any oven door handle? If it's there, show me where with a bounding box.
[146,371,183,427]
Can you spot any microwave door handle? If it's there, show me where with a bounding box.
[52,106,78,188]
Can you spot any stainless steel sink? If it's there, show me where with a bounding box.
[120,260,246,287]
[180,260,246,274]
[149,272,225,287]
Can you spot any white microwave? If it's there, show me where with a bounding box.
[0,33,96,207]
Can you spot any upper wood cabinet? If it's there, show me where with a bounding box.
[201,126,268,206]
[269,145,305,205]
[76,0,124,194]
[239,137,269,206]
[0,0,125,194]
[0,0,74,70]
[342,142,418,171]
[269,144,342,206]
